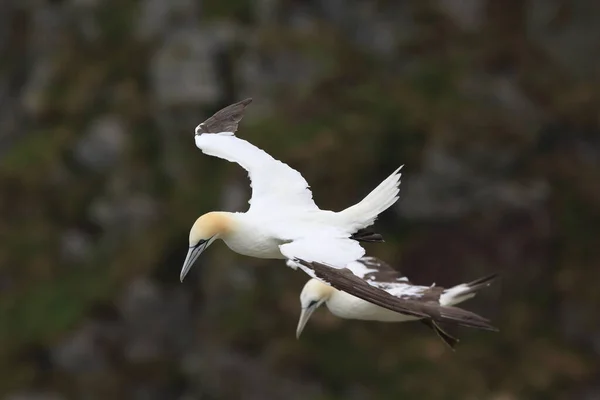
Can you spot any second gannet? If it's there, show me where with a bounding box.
[180,99,497,332]
[295,257,498,348]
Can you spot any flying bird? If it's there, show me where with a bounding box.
[181,98,497,333]
[295,257,498,349]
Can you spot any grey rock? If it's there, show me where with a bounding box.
[28,3,65,55]
[88,194,158,234]
[351,3,403,57]
[60,229,93,264]
[253,0,278,26]
[236,50,277,116]
[287,4,318,35]
[528,0,600,79]
[118,278,195,362]
[458,73,545,136]
[0,2,15,56]
[238,47,324,99]
[489,77,546,134]
[74,115,127,172]
[398,144,549,220]
[435,0,485,31]
[150,25,237,107]
[122,194,160,231]
[20,57,57,116]
[0,95,23,157]
[134,0,199,41]
[52,324,109,373]
[194,349,325,400]
[318,0,348,24]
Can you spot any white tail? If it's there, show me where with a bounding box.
[338,166,403,232]
[439,274,498,306]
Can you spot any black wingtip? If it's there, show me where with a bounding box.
[467,272,500,287]
[197,98,254,134]
[350,230,385,243]
[459,272,500,299]
[422,319,460,350]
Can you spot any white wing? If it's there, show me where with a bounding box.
[195,133,319,213]
[280,236,366,271]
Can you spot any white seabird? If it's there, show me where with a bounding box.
[180,98,497,332]
[296,256,498,348]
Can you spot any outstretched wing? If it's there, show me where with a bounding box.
[280,238,497,331]
[194,99,319,213]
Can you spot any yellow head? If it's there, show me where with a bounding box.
[296,279,335,339]
[180,212,233,282]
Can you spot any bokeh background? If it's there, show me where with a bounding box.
[1,0,600,399]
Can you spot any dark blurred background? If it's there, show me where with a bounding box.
[1,0,599,399]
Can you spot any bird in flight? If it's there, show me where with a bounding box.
[295,256,498,349]
[181,98,497,333]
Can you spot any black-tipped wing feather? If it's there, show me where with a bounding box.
[296,259,498,332]
[196,98,253,134]
[350,229,385,243]
[421,319,459,350]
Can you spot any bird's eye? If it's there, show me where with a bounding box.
[308,300,318,308]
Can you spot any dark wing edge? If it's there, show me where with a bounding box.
[295,258,499,332]
[350,229,384,243]
[357,256,413,285]
[196,98,253,134]
[421,319,459,350]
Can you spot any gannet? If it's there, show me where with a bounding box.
[295,257,498,348]
[180,98,497,332]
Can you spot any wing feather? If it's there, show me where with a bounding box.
[195,98,253,134]
[194,100,319,213]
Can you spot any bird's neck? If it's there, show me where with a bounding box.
[312,279,335,301]
[205,211,237,238]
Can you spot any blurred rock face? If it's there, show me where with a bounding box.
[1,1,600,399]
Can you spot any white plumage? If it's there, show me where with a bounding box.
[181,99,402,289]
[180,99,497,340]
[295,256,498,345]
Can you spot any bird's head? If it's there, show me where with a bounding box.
[180,212,233,282]
[296,279,334,339]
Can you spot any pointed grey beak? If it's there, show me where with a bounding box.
[180,241,207,282]
[296,306,317,339]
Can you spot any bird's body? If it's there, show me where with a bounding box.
[181,98,499,339]
[326,289,420,322]
[184,127,404,276]
[217,212,286,259]
[303,275,491,322]
[192,196,389,262]
[296,257,498,347]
